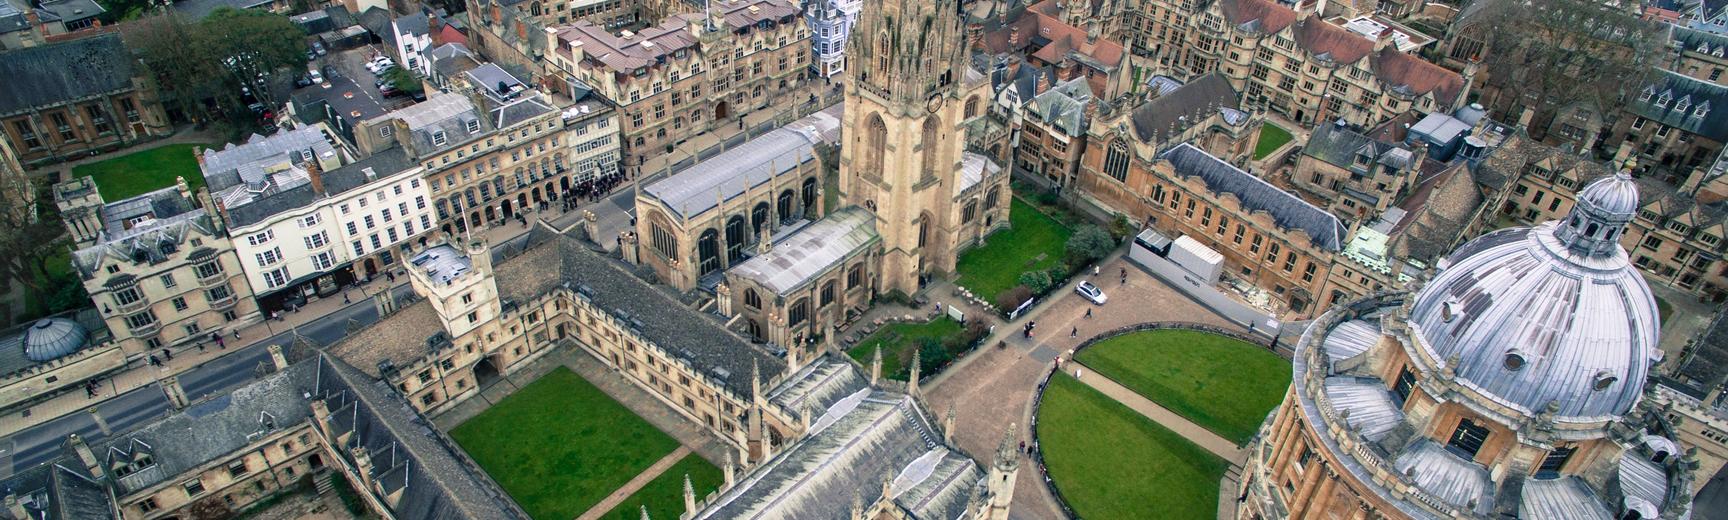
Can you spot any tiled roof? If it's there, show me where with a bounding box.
[0,33,136,116]
[1160,143,1346,251]
[1370,47,1465,103]
[554,14,704,72]
[1218,0,1297,34]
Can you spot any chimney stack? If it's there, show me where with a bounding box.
[269,344,289,371]
[1375,29,1394,52]
[306,152,326,196]
[1009,25,1021,48]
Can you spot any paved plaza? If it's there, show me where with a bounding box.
[925,252,1249,520]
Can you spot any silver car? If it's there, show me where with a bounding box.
[1075,281,1107,305]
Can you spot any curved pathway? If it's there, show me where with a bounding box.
[926,254,1248,519]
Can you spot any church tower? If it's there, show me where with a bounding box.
[838,0,989,295]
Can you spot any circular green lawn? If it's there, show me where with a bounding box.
[1073,329,1290,444]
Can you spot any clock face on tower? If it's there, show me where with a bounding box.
[926,94,945,114]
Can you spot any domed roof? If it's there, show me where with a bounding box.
[1407,212,1660,420]
[22,318,89,362]
[1578,171,1640,219]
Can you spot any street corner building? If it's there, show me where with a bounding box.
[1239,170,1699,518]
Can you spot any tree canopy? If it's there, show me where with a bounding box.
[1466,0,1664,138]
[129,9,307,133]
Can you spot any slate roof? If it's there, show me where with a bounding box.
[202,126,338,193]
[326,297,446,378]
[98,362,321,495]
[1028,77,1092,137]
[315,355,525,520]
[223,148,416,228]
[381,93,483,156]
[1160,143,1346,251]
[1630,69,1728,143]
[1129,73,1241,143]
[0,462,113,520]
[487,227,786,397]
[395,12,430,37]
[0,33,136,117]
[643,105,843,221]
[1303,121,1408,171]
[729,207,879,296]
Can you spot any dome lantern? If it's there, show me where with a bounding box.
[1555,160,1640,258]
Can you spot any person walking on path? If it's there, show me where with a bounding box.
[1070,327,1077,338]
[147,355,161,368]
[1084,308,1092,319]
[161,349,172,362]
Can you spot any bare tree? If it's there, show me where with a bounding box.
[0,172,69,299]
[1463,0,1665,140]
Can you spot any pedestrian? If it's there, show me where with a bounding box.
[1120,267,1126,278]
[343,292,351,304]
[1070,327,1077,338]
[148,355,161,367]
[197,340,206,352]
[161,349,173,361]
[1084,308,1092,319]
[934,302,943,314]
[1092,265,1099,277]
[1121,274,1128,285]
[233,330,241,341]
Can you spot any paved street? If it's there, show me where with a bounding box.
[0,284,410,478]
[924,253,1244,520]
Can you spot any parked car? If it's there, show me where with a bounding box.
[312,41,327,56]
[1075,281,1108,305]
[365,57,394,74]
[308,67,323,84]
[379,85,401,97]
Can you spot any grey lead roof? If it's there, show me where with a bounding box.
[1409,222,1661,420]
[1160,143,1346,251]
[0,463,113,520]
[0,33,136,117]
[697,356,981,520]
[729,207,879,296]
[643,105,843,221]
[1518,477,1613,520]
[1029,77,1092,137]
[1392,439,1493,515]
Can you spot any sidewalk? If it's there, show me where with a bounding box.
[0,275,411,438]
[574,446,691,520]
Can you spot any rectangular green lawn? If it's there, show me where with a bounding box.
[602,453,724,520]
[71,143,212,202]
[1253,123,1293,160]
[1075,330,1289,444]
[955,197,1073,301]
[451,367,683,520]
[1037,374,1225,520]
[844,317,963,380]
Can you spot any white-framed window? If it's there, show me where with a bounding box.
[466,119,481,133]
[255,247,284,266]
[433,130,448,146]
[380,125,393,138]
[352,240,365,257]
[262,267,290,288]
[299,214,321,228]
[310,251,335,270]
[339,203,350,215]
[304,231,329,249]
[246,230,275,246]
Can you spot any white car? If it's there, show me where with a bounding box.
[1075,281,1107,305]
[366,57,395,74]
[307,67,323,84]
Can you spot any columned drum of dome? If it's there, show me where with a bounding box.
[1237,168,1698,519]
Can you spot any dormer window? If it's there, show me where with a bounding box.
[1657,91,1672,107]
[432,130,447,147]
[1676,96,1691,113]
[379,125,393,138]
[1697,101,1711,118]
[1593,371,1618,391]
[465,119,480,134]
[1699,43,1710,53]
[1503,350,1526,371]
[1640,86,1655,102]
[299,149,314,162]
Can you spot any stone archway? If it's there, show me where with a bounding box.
[716,101,731,120]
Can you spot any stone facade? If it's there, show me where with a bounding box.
[0,33,171,167]
[837,0,1009,295]
[56,178,262,358]
[544,0,812,173]
[1116,0,1468,129]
